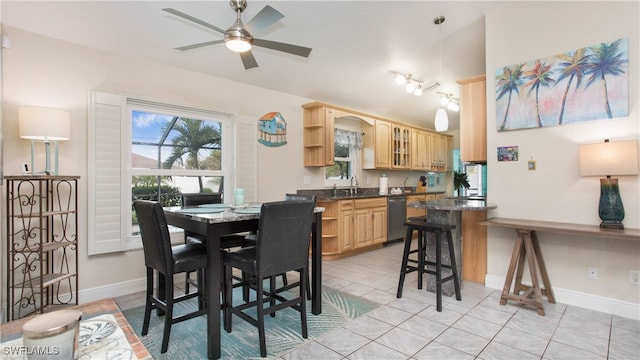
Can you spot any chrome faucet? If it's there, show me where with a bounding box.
[350,176,359,195]
[403,176,409,191]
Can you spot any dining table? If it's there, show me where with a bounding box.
[163,203,324,359]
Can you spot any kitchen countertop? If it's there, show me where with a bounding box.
[407,198,497,211]
[317,191,445,201]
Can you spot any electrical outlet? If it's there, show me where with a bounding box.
[588,266,599,280]
[629,270,640,285]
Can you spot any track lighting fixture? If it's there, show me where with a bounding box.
[391,72,440,97]
[438,92,460,112]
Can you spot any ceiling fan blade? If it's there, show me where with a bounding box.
[240,51,259,70]
[253,38,312,58]
[175,40,225,51]
[162,8,226,35]
[244,5,284,35]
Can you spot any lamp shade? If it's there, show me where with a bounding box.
[434,107,448,132]
[579,140,638,176]
[19,107,71,141]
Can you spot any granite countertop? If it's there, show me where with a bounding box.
[407,198,497,211]
[317,191,446,201]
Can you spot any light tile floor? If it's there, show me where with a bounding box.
[283,243,639,360]
[115,242,640,359]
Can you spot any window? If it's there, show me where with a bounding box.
[325,128,362,187]
[89,92,258,255]
[129,106,231,239]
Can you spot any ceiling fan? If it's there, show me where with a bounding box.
[163,0,312,70]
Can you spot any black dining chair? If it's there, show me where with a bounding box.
[223,200,315,357]
[133,200,207,354]
[242,193,315,299]
[181,192,248,293]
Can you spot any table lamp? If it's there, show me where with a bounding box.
[19,106,71,175]
[579,139,639,229]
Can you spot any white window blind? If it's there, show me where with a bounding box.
[235,115,257,203]
[88,91,128,255]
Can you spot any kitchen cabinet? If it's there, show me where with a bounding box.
[411,128,431,171]
[302,104,335,166]
[5,175,79,320]
[306,101,452,172]
[354,198,387,248]
[391,123,411,169]
[319,197,387,256]
[430,133,448,171]
[363,120,392,169]
[338,200,354,252]
[406,194,427,220]
[316,200,339,255]
[457,75,487,162]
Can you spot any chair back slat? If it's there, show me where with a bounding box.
[181,193,222,207]
[134,200,174,275]
[256,200,314,278]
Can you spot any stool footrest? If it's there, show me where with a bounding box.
[404,221,456,232]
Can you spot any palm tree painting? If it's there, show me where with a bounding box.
[495,37,628,131]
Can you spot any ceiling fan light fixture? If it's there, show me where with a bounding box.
[225,21,253,52]
[226,37,252,52]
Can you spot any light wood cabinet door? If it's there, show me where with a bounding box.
[371,206,388,244]
[374,120,392,169]
[303,105,335,166]
[411,129,431,170]
[391,123,411,169]
[354,208,372,248]
[430,133,447,171]
[458,75,487,162]
[338,201,354,252]
[406,194,426,220]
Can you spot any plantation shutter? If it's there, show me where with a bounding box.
[235,115,257,203]
[88,91,128,255]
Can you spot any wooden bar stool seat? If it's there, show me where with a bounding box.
[397,220,461,311]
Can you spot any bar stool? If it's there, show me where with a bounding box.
[397,220,462,311]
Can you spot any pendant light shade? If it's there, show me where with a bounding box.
[433,15,448,132]
[435,107,449,132]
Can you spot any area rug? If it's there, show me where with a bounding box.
[121,286,380,359]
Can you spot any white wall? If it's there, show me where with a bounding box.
[485,2,639,316]
[1,27,316,298]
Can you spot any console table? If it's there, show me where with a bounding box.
[481,217,640,316]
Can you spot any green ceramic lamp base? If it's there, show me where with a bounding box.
[598,177,625,230]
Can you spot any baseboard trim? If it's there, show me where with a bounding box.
[79,277,146,304]
[485,274,640,321]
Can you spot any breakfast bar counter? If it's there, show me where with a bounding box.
[407,198,497,295]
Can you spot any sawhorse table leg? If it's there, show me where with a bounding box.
[500,229,555,315]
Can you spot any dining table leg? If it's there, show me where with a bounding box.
[206,225,222,359]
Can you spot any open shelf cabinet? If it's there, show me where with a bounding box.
[5,175,79,321]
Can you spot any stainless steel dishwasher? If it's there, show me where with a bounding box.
[385,195,406,246]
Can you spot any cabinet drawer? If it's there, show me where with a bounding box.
[339,200,354,210]
[354,197,386,209]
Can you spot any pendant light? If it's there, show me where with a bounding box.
[434,15,448,132]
